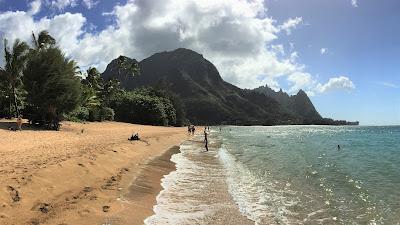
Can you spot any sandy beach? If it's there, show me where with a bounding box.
[0,119,187,225]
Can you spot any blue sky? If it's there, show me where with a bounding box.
[266,0,400,125]
[0,0,399,125]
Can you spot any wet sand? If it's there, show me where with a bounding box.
[0,119,187,225]
[102,146,181,224]
[144,133,254,225]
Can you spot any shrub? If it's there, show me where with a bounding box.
[65,106,89,122]
[99,107,114,121]
[88,107,100,122]
[112,92,168,126]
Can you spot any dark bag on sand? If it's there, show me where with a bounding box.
[129,133,140,141]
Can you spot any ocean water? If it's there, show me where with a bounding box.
[145,126,400,224]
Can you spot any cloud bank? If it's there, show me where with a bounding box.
[317,76,355,93]
[0,0,355,95]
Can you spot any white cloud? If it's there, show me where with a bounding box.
[279,17,303,35]
[287,71,315,93]
[48,0,78,10]
[289,51,298,63]
[82,0,98,9]
[320,48,327,55]
[351,0,358,7]
[377,81,398,88]
[0,0,354,96]
[317,76,355,93]
[28,0,42,15]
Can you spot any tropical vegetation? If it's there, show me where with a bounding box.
[0,30,187,129]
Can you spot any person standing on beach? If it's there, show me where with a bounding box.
[188,125,191,134]
[204,129,208,151]
[16,115,22,131]
[191,125,196,135]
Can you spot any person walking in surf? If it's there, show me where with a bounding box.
[191,125,196,135]
[204,129,209,151]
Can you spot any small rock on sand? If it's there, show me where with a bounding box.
[102,205,110,212]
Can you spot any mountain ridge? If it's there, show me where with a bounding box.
[102,48,358,126]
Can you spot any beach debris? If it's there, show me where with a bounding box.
[38,203,52,213]
[102,205,110,212]
[7,186,20,202]
[128,133,140,141]
[102,176,118,190]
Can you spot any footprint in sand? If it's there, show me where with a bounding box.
[31,202,53,214]
[0,213,9,219]
[7,186,20,202]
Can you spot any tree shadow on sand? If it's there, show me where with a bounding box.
[0,120,54,131]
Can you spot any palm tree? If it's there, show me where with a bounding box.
[31,30,56,50]
[116,55,140,79]
[81,67,103,108]
[0,38,29,117]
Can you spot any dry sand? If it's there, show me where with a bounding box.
[0,119,187,225]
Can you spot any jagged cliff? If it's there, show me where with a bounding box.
[102,48,357,125]
[253,85,322,123]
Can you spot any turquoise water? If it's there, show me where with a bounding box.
[145,126,400,224]
[220,126,400,224]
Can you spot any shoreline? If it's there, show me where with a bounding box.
[0,120,187,225]
[106,145,182,224]
[145,131,254,225]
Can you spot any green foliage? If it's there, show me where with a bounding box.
[87,106,115,122]
[128,87,186,126]
[0,92,10,118]
[80,67,103,108]
[65,106,90,122]
[82,67,103,91]
[167,94,187,126]
[31,30,56,50]
[101,78,124,107]
[0,38,30,117]
[23,46,81,128]
[0,30,187,128]
[99,107,115,121]
[111,90,173,126]
[116,55,140,78]
[88,107,100,122]
[80,85,101,108]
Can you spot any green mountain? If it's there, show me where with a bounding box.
[252,85,322,123]
[102,48,356,125]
